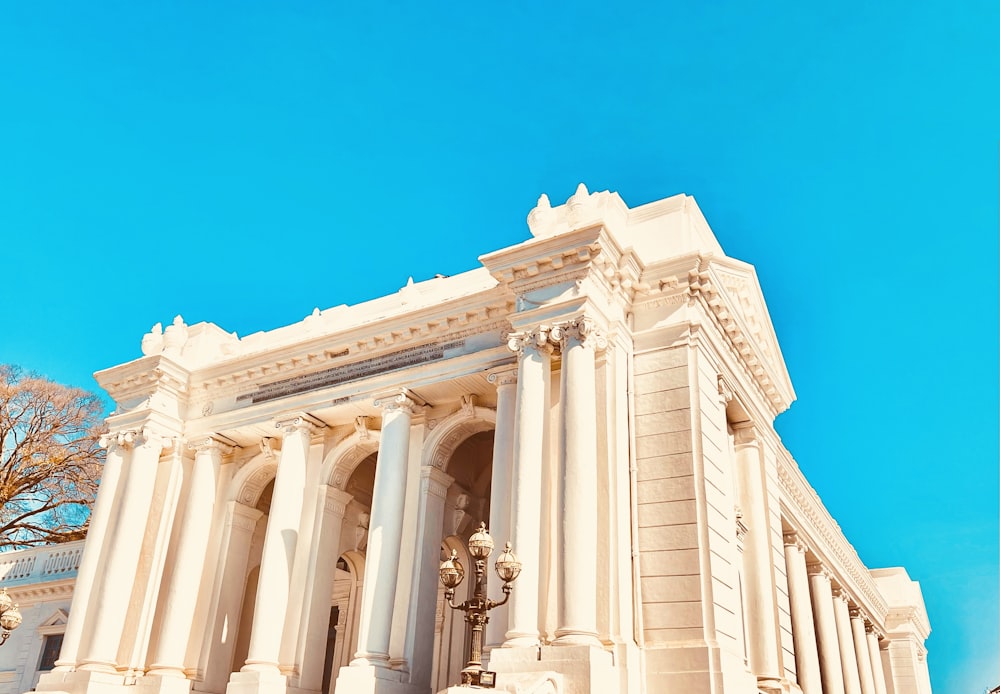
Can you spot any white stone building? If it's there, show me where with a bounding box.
[4,187,933,694]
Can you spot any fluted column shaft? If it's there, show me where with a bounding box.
[55,434,131,670]
[833,589,863,694]
[553,318,603,647]
[352,391,415,664]
[407,466,455,686]
[149,437,229,676]
[242,416,317,672]
[202,503,262,693]
[783,534,822,694]
[867,628,889,694]
[733,425,782,682]
[485,365,517,654]
[298,486,353,690]
[851,609,877,694]
[809,565,845,694]
[503,328,551,647]
[78,431,169,672]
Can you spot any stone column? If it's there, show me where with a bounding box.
[297,486,353,691]
[552,317,604,647]
[241,415,320,673]
[201,502,263,694]
[502,327,552,647]
[406,466,454,687]
[832,588,862,694]
[77,429,170,673]
[866,627,889,694]
[484,364,517,656]
[808,564,845,694]
[851,609,877,694]
[782,533,822,694]
[54,431,133,670]
[351,389,417,665]
[733,424,783,687]
[148,436,231,677]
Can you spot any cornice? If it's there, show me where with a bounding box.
[777,451,889,623]
[96,355,191,405]
[632,252,794,416]
[188,299,515,406]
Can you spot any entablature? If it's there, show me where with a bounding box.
[776,448,890,626]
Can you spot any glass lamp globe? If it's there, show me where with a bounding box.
[494,542,522,583]
[439,549,465,589]
[468,522,495,560]
[0,604,21,632]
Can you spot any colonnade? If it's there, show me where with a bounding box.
[782,532,890,694]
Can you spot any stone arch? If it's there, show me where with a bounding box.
[322,430,381,490]
[228,451,277,506]
[422,405,496,472]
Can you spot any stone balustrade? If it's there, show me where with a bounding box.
[0,541,85,587]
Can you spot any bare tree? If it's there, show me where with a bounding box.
[0,365,105,548]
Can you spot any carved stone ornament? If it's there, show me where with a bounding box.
[486,365,517,388]
[550,316,608,352]
[354,416,370,441]
[260,437,276,461]
[732,424,758,447]
[505,325,556,356]
[99,429,140,451]
[372,389,423,414]
[274,412,326,436]
[782,532,808,554]
[355,512,370,551]
[188,436,236,457]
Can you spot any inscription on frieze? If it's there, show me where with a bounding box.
[236,339,466,405]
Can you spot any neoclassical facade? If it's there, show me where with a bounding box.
[19,187,932,694]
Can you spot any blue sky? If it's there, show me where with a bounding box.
[1,3,996,691]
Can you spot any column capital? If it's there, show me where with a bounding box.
[274,412,326,436]
[732,423,759,448]
[99,428,142,451]
[831,585,849,602]
[505,325,558,356]
[322,486,354,518]
[807,562,831,580]
[420,465,455,500]
[849,606,867,621]
[187,434,237,457]
[486,363,518,388]
[550,316,608,351]
[782,531,809,553]
[373,387,426,414]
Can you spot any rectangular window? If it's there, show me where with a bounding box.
[38,634,64,671]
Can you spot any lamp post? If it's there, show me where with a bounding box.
[0,588,22,646]
[439,522,521,688]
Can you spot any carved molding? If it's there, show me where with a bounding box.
[422,405,496,471]
[550,317,608,352]
[506,325,558,356]
[779,453,889,621]
[486,364,518,388]
[274,412,326,436]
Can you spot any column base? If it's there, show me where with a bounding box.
[135,674,195,694]
[225,668,312,694]
[36,669,129,694]
[332,664,417,694]
[490,644,616,694]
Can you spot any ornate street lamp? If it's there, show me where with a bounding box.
[439,522,521,688]
[0,588,22,646]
